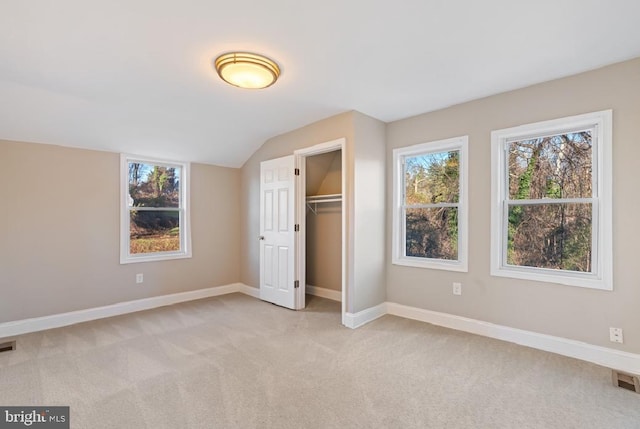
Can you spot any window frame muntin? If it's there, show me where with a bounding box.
[120,154,192,264]
[490,110,612,290]
[392,136,469,272]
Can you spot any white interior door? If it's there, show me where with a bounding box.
[260,155,298,309]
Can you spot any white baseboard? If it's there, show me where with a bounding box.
[6,284,635,375]
[239,284,260,298]
[386,302,640,375]
[344,302,387,329]
[306,284,342,302]
[0,283,246,339]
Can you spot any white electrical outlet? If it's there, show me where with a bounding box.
[609,327,623,344]
[452,282,462,296]
[136,273,144,284]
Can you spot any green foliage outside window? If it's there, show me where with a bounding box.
[404,151,460,260]
[128,163,181,254]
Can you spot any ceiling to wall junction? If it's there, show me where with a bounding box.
[1,0,639,167]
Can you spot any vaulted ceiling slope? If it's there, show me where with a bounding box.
[1,1,639,167]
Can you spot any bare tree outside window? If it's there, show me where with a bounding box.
[507,131,593,272]
[491,110,611,290]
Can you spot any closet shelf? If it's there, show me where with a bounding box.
[306,193,342,214]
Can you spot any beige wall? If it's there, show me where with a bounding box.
[386,58,640,353]
[0,140,241,323]
[352,112,387,311]
[305,151,338,195]
[240,111,387,313]
[306,204,341,291]
[316,151,342,195]
[306,151,342,291]
[240,112,354,291]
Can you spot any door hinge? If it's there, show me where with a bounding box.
[294,168,300,176]
[294,280,300,289]
[294,224,299,232]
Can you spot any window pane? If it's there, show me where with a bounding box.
[508,131,592,200]
[405,151,459,204]
[405,207,458,260]
[130,210,180,254]
[507,203,592,272]
[128,162,181,208]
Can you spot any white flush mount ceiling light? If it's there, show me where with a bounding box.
[214,52,280,89]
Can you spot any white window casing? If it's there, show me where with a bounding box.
[392,136,469,272]
[120,154,192,264]
[490,110,612,290]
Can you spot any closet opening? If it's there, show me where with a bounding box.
[294,139,346,324]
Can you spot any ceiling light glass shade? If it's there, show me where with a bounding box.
[214,52,280,89]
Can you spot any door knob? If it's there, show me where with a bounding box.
[259,236,265,240]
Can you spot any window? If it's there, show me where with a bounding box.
[392,136,468,271]
[490,110,612,290]
[120,155,191,264]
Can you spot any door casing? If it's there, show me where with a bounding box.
[294,138,347,324]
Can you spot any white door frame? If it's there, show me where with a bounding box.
[294,138,348,324]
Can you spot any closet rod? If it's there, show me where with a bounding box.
[306,193,342,215]
[306,193,342,202]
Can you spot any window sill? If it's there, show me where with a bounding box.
[392,256,468,272]
[120,251,192,265]
[490,265,611,291]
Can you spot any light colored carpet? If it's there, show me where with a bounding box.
[0,293,638,428]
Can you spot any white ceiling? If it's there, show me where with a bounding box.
[1,1,639,167]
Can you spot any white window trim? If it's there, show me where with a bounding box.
[490,110,612,290]
[120,154,192,264]
[392,136,469,272]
